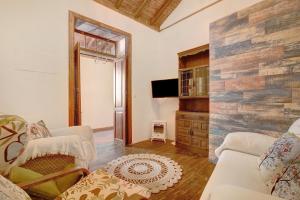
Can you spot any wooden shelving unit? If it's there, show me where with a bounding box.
[176,44,209,156]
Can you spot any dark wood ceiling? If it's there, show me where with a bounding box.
[94,0,182,31]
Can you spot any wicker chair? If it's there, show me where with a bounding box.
[15,155,89,200]
[12,126,95,200]
[21,154,76,175]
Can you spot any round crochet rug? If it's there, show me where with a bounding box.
[104,154,183,193]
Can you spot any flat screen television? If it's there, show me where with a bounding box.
[151,78,178,98]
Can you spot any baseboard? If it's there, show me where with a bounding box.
[93,126,114,133]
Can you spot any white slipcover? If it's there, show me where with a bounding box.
[288,118,300,135]
[7,126,96,174]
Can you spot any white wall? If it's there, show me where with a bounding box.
[0,0,264,143]
[0,0,160,143]
[156,0,262,140]
[80,56,114,129]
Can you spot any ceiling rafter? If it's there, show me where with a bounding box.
[134,0,150,18]
[150,0,172,25]
[93,0,182,31]
[115,0,123,9]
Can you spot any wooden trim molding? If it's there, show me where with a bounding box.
[18,168,90,190]
[93,126,114,133]
[74,29,117,44]
[178,44,209,57]
[69,12,76,126]
[69,11,132,145]
[160,0,223,31]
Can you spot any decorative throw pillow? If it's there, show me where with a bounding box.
[0,175,31,200]
[27,120,52,140]
[9,166,61,199]
[271,156,300,200]
[258,132,300,189]
[0,115,28,174]
[258,132,300,190]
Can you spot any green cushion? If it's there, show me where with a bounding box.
[9,166,61,198]
[55,164,82,193]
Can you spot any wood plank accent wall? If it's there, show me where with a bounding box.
[209,0,300,162]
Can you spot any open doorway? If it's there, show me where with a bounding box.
[81,55,115,144]
[69,11,132,145]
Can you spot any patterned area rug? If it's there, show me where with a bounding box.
[104,154,183,193]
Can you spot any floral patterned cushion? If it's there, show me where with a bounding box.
[0,115,28,174]
[271,156,300,200]
[56,169,151,200]
[258,132,300,190]
[26,120,51,140]
[0,175,31,200]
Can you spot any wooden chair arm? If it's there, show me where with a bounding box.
[18,168,90,190]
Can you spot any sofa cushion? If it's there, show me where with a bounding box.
[271,156,300,200]
[9,166,61,198]
[210,185,284,200]
[56,169,151,200]
[200,150,268,200]
[26,120,52,140]
[0,115,27,174]
[258,132,300,190]
[0,175,31,200]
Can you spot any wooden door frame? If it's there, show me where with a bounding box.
[68,11,132,144]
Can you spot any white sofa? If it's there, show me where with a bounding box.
[200,119,300,200]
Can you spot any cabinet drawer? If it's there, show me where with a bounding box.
[191,136,201,147]
[200,139,208,149]
[177,127,190,136]
[191,136,208,149]
[176,112,208,119]
[177,119,192,128]
[192,129,208,137]
[201,123,208,130]
[192,121,202,129]
[176,135,191,145]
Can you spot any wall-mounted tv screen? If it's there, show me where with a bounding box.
[151,78,178,98]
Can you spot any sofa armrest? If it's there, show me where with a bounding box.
[50,126,96,161]
[50,126,93,143]
[215,132,276,158]
[209,185,284,200]
[288,118,300,135]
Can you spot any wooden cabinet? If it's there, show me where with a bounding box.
[176,44,209,156]
[179,66,209,98]
[176,111,209,156]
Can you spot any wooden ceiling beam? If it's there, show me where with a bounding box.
[150,0,172,25]
[115,0,124,9]
[134,0,150,18]
[93,0,181,31]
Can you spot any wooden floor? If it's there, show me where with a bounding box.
[90,140,215,200]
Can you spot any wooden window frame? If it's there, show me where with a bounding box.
[68,11,132,144]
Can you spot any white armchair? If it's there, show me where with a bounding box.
[50,126,96,162]
[7,126,96,174]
